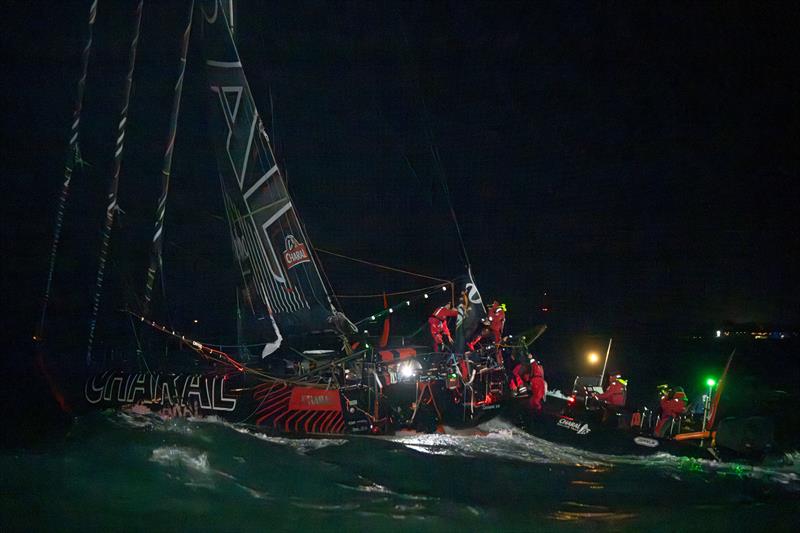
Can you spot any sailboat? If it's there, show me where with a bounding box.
[36,0,509,436]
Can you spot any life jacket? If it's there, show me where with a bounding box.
[597,380,626,407]
[488,304,506,333]
[660,391,688,418]
[510,363,530,391]
[529,362,546,411]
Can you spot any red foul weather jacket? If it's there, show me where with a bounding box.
[488,304,506,341]
[596,380,626,407]
[428,306,458,341]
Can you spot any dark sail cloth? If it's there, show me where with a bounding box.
[200,0,350,355]
[452,273,486,354]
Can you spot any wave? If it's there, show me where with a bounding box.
[108,410,800,492]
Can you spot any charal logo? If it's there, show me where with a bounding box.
[557,417,591,435]
[282,234,311,269]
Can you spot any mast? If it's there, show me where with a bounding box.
[142,0,195,316]
[86,0,144,365]
[36,0,98,341]
[706,349,735,430]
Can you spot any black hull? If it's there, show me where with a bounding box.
[511,399,770,464]
[51,357,507,437]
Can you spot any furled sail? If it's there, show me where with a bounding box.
[199,0,341,350]
[453,269,486,353]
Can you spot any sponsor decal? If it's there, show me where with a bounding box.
[282,234,311,269]
[288,387,341,411]
[84,372,237,412]
[557,417,591,435]
[634,436,660,448]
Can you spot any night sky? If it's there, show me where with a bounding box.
[2,1,799,356]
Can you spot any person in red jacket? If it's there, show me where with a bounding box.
[510,361,531,393]
[428,302,458,352]
[488,301,506,342]
[468,301,507,350]
[592,372,627,425]
[654,387,688,437]
[510,356,546,413]
[529,358,546,413]
[594,372,627,408]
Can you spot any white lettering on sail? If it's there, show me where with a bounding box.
[209,85,257,189]
[466,282,482,304]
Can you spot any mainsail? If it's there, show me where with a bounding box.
[200,0,340,351]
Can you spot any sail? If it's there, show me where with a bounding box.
[453,269,486,353]
[200,0,338,344]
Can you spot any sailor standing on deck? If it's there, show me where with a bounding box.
[488,301,507,343]
[529,357,546,413]
[428,302,458,352]
[468,301,506,350]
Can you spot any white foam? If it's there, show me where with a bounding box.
[150,446,210,474]
[232,426,348,455]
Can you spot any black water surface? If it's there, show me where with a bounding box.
[1,412,797,532]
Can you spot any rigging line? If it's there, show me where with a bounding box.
[315,248,449,284]
[333,282,447,299]
[298,216,342,311]
[128,314,150,373]
[86,0,144,366]
[142,0,195,317]
[37,0,98,341]
[431,143,472,271]
[353,284,451,326]
[309,243,342,310]
[394,8,473,271]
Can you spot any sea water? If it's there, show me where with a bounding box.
[1,411,798,531]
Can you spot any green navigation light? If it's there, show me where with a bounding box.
[706,378,716,387]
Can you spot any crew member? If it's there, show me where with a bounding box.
[488,301,507,342]
[529,357,546,413]
[654,387,688,437]
[428,302,458,352]
[509,361,531,395]
[468,301,507,350]
[594,372,627,408]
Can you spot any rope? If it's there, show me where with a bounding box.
[333,282,448,299]
[394,9,473,271]
[353,282,452,326]
[128,313,150,373]
[86,0,143,365]
[316,248,449,284]
[142,0,194,316]
[37,0,98,341]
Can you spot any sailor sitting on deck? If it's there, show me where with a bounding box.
[654,387,688,438]
[592,372,627,424]
[593,372,627,408]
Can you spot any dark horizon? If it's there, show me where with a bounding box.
[2,1,799,353]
